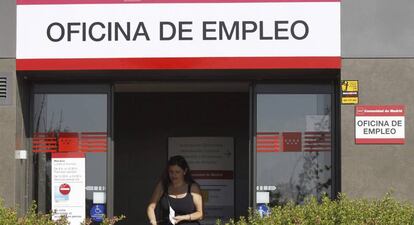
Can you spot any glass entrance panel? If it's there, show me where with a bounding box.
[256,91,332,207]
[32,91,108,224]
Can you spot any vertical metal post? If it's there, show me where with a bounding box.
[249,82,257,207]
[107,84,115,217]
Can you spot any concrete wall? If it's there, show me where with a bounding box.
[341,59,414,202]
[0,60,16,207]
[341,0,414,202]
[0,0,18,209]
[0,0,15,58]
[342,0,414,57]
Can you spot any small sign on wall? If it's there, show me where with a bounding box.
[51,153,86,225]
[355,105,405,144]
[341,80,359,104]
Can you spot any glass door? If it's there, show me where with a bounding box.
[254,84,337,208]
[31,84,110,224]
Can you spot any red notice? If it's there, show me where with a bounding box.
[59,183,71,195]
[282,132,302,152]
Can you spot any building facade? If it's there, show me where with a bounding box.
[0,0,413,224]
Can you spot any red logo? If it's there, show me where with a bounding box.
[282,132,302,152]
[59,183,71,195]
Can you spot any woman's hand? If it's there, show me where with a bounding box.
[173,215,190,223]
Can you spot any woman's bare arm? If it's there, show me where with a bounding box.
[190,183,204,221]
[147,181,163,225]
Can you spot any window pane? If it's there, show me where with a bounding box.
[33,93,108,222]
[256,94,332,206]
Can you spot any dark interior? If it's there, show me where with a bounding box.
[114,92,250,224]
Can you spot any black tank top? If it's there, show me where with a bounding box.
[158,183,200,225]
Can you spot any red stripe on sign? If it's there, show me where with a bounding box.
[355,138,405,144]
[80,132,108,153]
[17,0,341,5]
[32,132,58,153]
[16,57,341,71]
[355,105,405,116]
[52,152,85,158]
[257,132,280,152]
[191,170,234,179]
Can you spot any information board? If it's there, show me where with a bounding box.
[51,153,86,225]
[355,105,405,144]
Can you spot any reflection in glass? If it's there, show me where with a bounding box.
[33,93,107,223]
[256,94,332,206]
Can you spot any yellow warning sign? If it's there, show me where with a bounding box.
[341,97,359,104]
[341,80,359,105]
[341,80,358,92]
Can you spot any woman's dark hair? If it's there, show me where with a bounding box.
[161,155,195,192]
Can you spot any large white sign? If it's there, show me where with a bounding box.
[52,153,86,225]
[355,105,405,144]
[168,137,234,225]
[17,2,340,59]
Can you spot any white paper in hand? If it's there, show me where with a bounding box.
[169,205,177,224]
